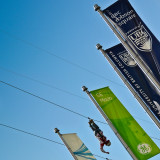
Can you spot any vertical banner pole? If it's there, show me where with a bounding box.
[96,44,160,129]
[54,128,78,160]
[82,86,138,160]
[94,4,160,91]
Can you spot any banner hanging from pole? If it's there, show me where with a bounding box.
[90,87,160,160]
[62,133,96,160]
[103,0,160,84]
[104,43,160,121]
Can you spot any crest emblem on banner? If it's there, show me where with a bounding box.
[128,25,152,52]
[137,143,152,155]
[153,101,160,115]
[118,51,137,67]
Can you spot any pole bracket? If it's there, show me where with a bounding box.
[82,86,88,92]
[94,4,100,11]
[96,44,102,50]
[54,128,59,133]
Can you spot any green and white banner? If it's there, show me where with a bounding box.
[90,87,160,160]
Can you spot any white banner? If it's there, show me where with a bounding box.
[62,133,96,160]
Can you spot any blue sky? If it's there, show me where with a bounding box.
[0,0,160,160]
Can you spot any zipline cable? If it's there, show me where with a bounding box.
[0,66,89,101]
[0,29,124,88]
[0,80,154,125]
[0,123,108,159]
[0,80,106,124]
[0,123,64,145]
[1,122,159,160]
[0,31,153,124]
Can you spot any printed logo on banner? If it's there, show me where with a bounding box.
[153,101,160,115]
[137,143,152,155]
[118,51,137,67]
[128,25,152,52]
[73,143,96,160]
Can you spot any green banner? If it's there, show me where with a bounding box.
[91,87,160,160]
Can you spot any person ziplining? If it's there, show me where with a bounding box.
[88,118,111,154]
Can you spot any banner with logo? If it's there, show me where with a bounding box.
[105,43,160,121]
[62,133,96,160]
[103,0,160,83]
[91,87,160,160]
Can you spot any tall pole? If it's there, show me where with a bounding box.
[54,128,78,160]
[94,4,160,91]
[82,86,138,160]
[96,43,160,129]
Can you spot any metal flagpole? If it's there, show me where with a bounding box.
[54,128,78,160]
[82,86,138,160]
[96,43,160,129]
[94,4,160,91]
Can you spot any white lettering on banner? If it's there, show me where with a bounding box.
[118,14,136,26]
[108,51,159,115]
[123,69,136,83]
[99,97,112,102]
[126,25,141,36]
[107,9,152,52]
[96,92,103,97]
[109,51,124,69]
[107,10,136,26]
[95,92,113,103]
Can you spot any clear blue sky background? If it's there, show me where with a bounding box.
[0,0,160,160]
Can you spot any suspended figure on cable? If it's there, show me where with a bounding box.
[88,118,111,154]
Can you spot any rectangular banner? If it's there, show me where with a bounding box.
[62,133,96,160]
[103,0,160,83]
[105,43,160,121]
[91,87,160,160]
